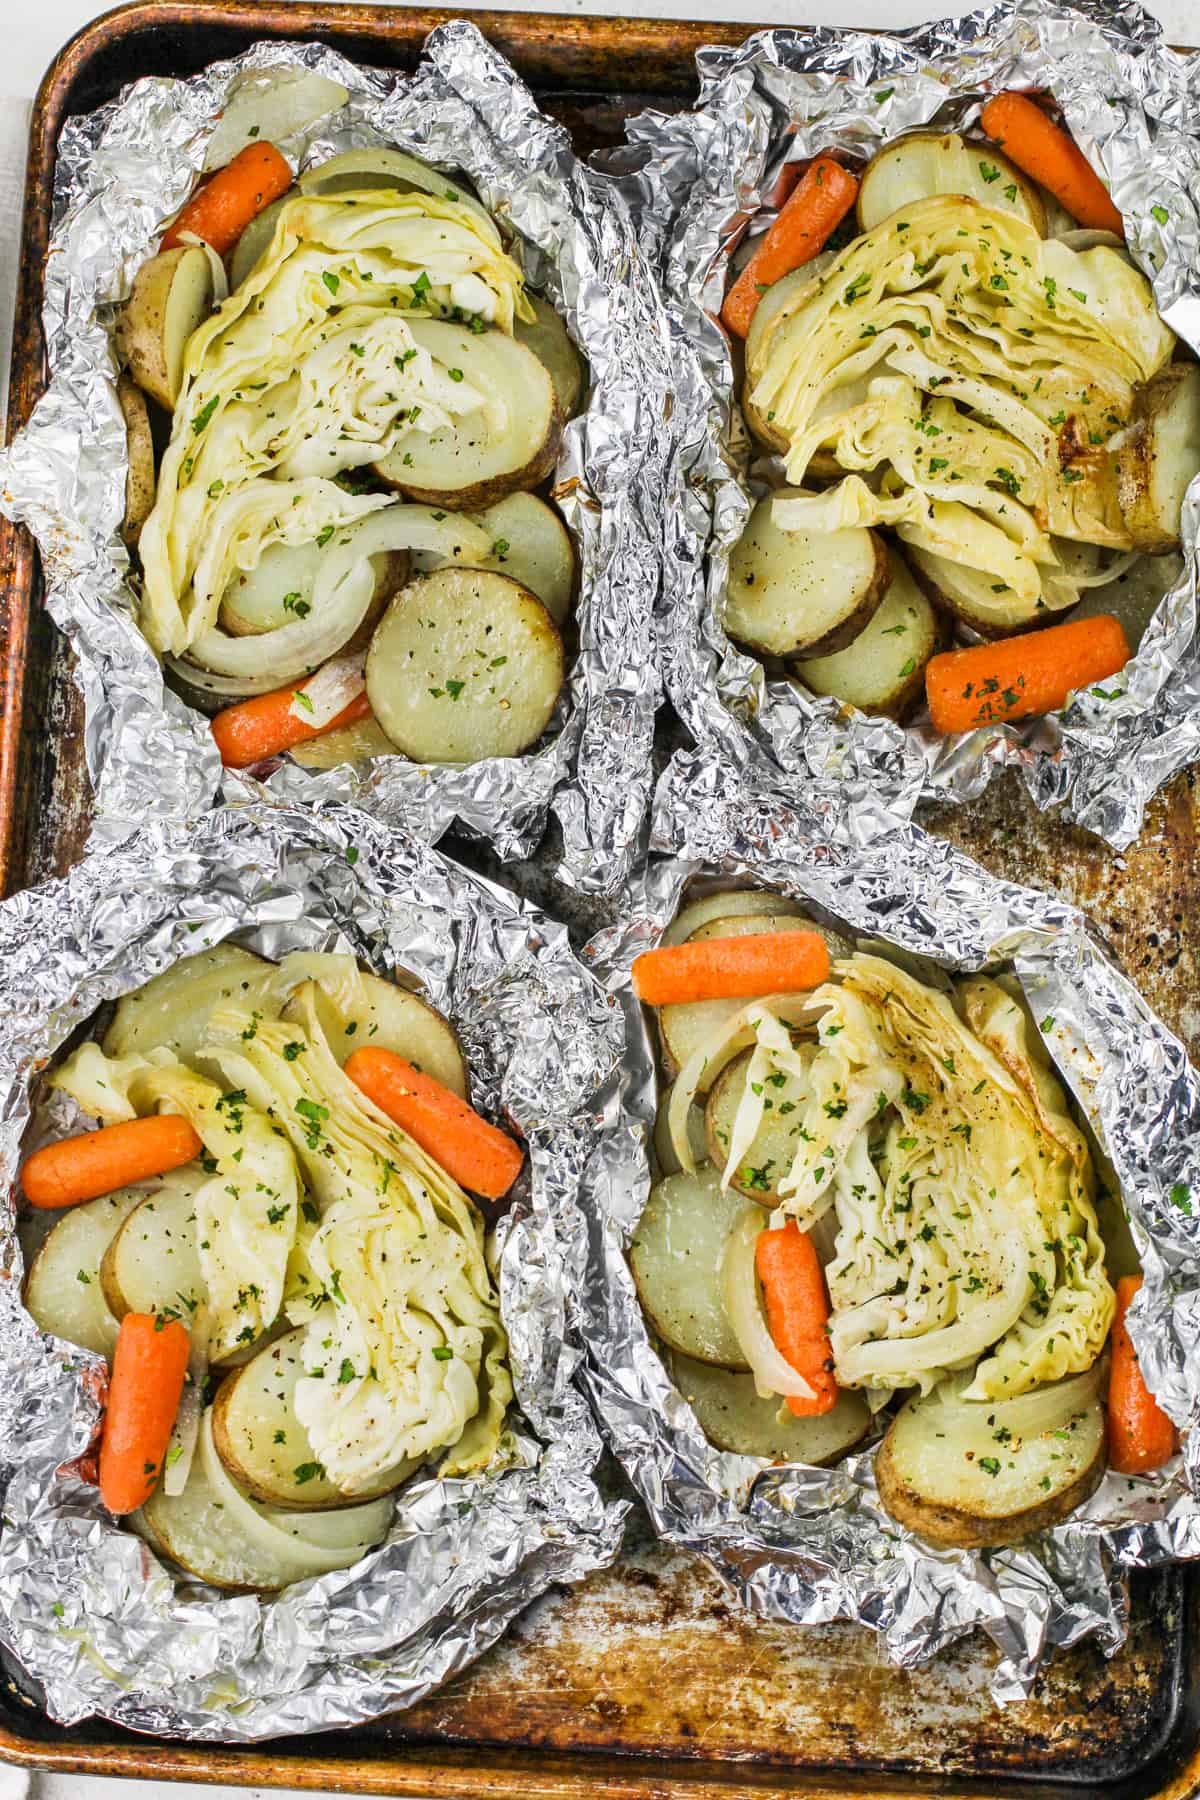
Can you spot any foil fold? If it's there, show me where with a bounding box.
[0,800,626,1737]
[580,748,1200,1701]
[622,0,1200,849]
[0,25,665,893]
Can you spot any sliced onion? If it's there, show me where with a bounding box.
[203,70,347,172]
[934,1360,1104,1437]
[720,1206,816,1402]
[290,650,366,728]
[180,505,492,692]
[164,1313,209,1496]
[176,231,230,305]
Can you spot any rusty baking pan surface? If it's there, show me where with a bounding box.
[5,3,1200,1795]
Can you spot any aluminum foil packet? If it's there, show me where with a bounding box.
[0,798,627,1738]
[620,0,1200,849]
[0,25,666,893]
[580,747,1200,1702]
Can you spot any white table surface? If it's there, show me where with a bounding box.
[1,0,1196,1794]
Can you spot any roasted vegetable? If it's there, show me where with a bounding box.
[117,375,156,548]
[366,567,563,763]
[515,293,586,419]
[671,1352,870,1463]
[102,943,276,1065]
[705,1045,817,1203]
[856,132,1046,236]
[1116,363,1200,553]
[630,1167,751,1368]
[793,554,941,718]
[726,493,890,660]
[120,245,216,412]
[23,1188,142,1356]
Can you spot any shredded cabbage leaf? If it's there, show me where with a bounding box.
[722,954,1113,1399]
[756,195,1174,609]
[139,187,533,656]
[204,982,510,1488]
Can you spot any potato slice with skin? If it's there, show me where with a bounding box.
[658,912,846,1080]
[375,320,562,511]
[366,567,563,763]
[117,375,155,549]
[121,245,215,411]
[876,1389,1106,1548]
[670,1353,871,1463]
[302,972,468,1097]
[24,1187,143,1356]
[514,294,586,419]
[103,943,277,1067]
[856,132,1046,237]
[793,556,942,719]
[663,889,803,948]
[906,544,1044,638]
[409,492,575,626]
[727,495,890,660]
[632,1168,752,1369]
[1116,364,1200,554]
[704,1043,817,1203]
[99,1167,208,1326]
[212,1327,418,1509]
[142,1410,386,1591]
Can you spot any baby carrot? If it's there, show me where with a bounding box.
[161,142,292,257]
[345,1047,524,1201]
[22,1115,203,1211]
[722,155,860,339]
[1108,1275,1176,1475]
[99,1313,191,1515]
[631,929,830,1007]
[755,1223,838,1417]
[980,92,1123,237]
[925,614,1129,735]
[211,687,372,769]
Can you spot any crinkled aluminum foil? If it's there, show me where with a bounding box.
[0,25,665,893]
[580,747,1200,1702]
[0,798,627,1737]
[621,0,1200,849]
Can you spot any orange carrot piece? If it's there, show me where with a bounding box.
[211,687,372,770]
[721,154,860,339]
[161,141,292,257]
[22,1116,203,1211]
[99,1313,191,1515]
[1108,1275,1176,1476]
[631,929,830,1007]
[755,1223,838,1417]
[980,92,1123,237]
[925,614,1129,736]
[344,1047,524,1202]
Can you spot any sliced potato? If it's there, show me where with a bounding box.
[375,320,561,510]
[409,491,575,626]
[514,294,586,419]
[658,912,844,1081]
[704,1044,816,1203]
[121,245,215,411]
[630,1167,751,1368]
[662,888,803,948]
[302,971,467,1096]
[876,1388,1106,1548]
[24,1187,143,1356]
[99,1168,208,1325]
[220,543,406,638]
[671,1353,870,1463]
[906,544,1043,637]
[103,943,276,1066]
[744,252,839,396]
[117,375,155,549]
[366,567,563,764]
[212,1327,417,1510]
[856,133,1046,236]
[727,493,890,660]
[289,717,399,769]
[143,1411,385,1591]
[228,194,289,291]
[794,555,941,718]
[1116,363,1200,553]
[652,1082,710,1177]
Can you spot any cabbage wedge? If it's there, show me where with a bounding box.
[204,982,510,1490]
[755,195,1175,610]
